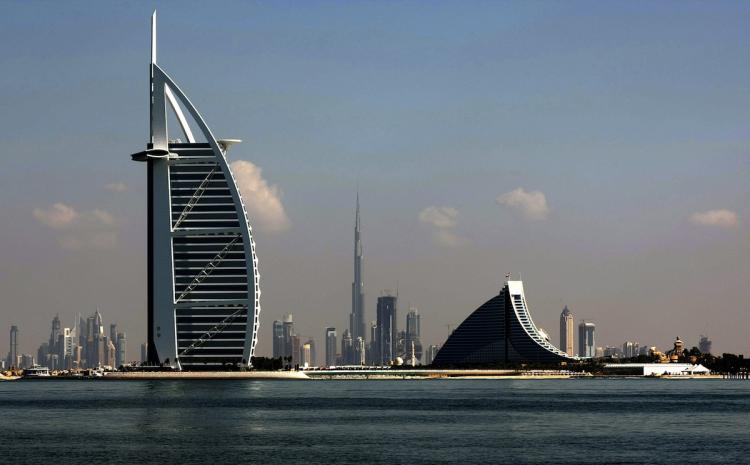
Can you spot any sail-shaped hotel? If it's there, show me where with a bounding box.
[131,13,260,370]
[433,281,575,366]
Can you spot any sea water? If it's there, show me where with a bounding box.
[1,379,749,464]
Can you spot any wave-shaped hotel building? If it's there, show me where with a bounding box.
[432,281,575,366]
[131,13,260,370]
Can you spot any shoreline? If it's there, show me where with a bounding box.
[3,369,730,381]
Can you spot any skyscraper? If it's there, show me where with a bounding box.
[291,335,301,367]
[49,314,61,358]
[376,294,398,365]
[622,341,637,359]
[325,327,337,367]
[116,332,127,368]
[272,320,284,358]
[404,308,423,363]
[367,321,377,364]
[282,314,295,359]
[354,337,366,365]
[131,13,260,370]
[699,335,712,354]
[350,194,366,342]
[37,343,49,369]
[578,322,596,358]
[425,344,440,365]
[110,324,118,347]
[62,327,75,369]
[9,325,18,368]
[140,343,148,364]
[559,306,574,357]
[301,339,316,368]
[341,330,353,365]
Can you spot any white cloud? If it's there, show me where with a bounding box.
[418,206,466,247]
[33,203,78,229]
[230,160,290,233]
[105,182,128,193]
[33,203,118,250]
[690,209,738,228]
[418,206,458,229]
[496,188,550,220]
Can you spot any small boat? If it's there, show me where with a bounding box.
[22,366,51,378]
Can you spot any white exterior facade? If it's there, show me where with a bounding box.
[132,13,260,370]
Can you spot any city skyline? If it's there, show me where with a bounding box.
[1,3,749,359]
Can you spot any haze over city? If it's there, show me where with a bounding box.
[1,1,749,360]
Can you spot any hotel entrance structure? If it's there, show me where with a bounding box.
[432,281,574,366]
[131,13,260,370]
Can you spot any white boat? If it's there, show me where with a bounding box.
[22,366,51,378]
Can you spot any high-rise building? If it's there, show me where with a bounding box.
[131,13,260,370]
[404,308,423,363]
[140,343,148,364]
[291,335,302,367]
[353,337,366,366]
[325,327,337,367]
[375,294,398,365]
[699,335,712,354]
[559,306,574,356]
[425,344,440,365]
[341,330,354,365]
[578,322,596,358]
[301,339,316,368]
[104,336,116,368]
[62,327,75,367]
[350,194,366,341]
[622,341,637,359]
[37,343,49,368]
[367,321,377,365]
[433,281,572,366]
[49,314,61,358]
[272,320,284,358]
[282,314,295,359]
[20,354,34,369]
[8,325,18,369]
[116,332,127,368]
[110,324,118,347]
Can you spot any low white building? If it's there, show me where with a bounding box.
[603,363,710,376]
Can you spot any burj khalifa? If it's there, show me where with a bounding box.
[350,195,365,341]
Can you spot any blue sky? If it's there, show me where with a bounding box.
[1,1,748,359]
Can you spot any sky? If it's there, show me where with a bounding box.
[1,1,749,361]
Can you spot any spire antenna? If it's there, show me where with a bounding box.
[151,11,157,65]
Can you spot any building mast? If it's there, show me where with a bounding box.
[351,193,365,341]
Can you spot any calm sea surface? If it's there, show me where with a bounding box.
[1,379,749,464]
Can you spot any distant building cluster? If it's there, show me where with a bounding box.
[3,310,127,371]
[263,196,717,369]
[271,197,428,368]
[557,306,713,361]
[271,314,316,368]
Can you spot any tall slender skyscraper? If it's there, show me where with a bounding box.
[404,308,423,363]
[325,327,337,367]
[272,320,284,358]
[376,294,397,365]
[7,326,18,368]
[559,306,574,356]
[350,194,365,341]
[49,314,61,357]
[116,332,127,368]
